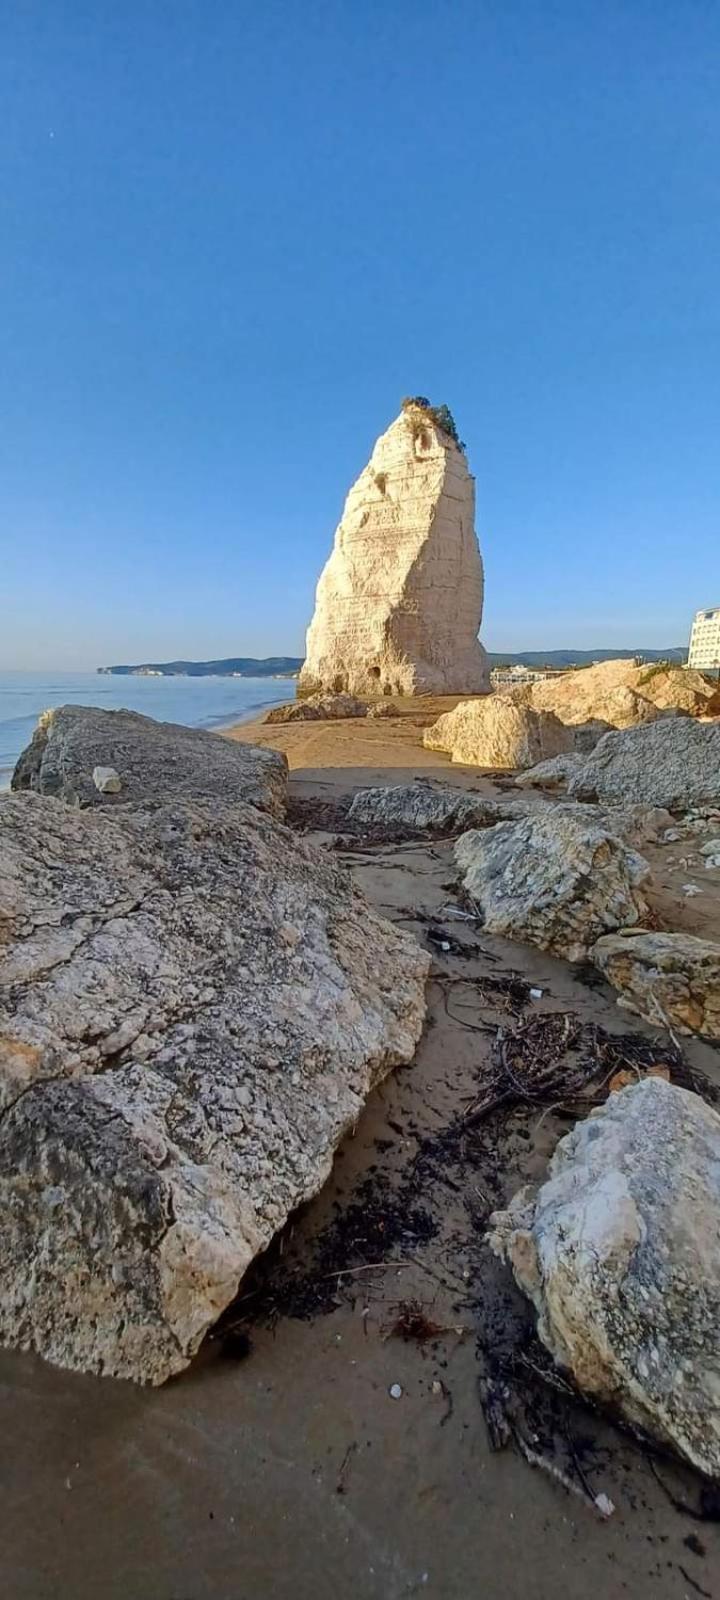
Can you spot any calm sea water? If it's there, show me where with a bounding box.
[0,671,294,789]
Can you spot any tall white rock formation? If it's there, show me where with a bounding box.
[300,403,490,698]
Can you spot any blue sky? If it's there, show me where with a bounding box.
[2,1,718,668]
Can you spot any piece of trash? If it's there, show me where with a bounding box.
[431,1379,444,1396]
[389,1382,403,1400]
[594,1493,615,1519]
[529,987,543,1001]
[682,883,702,897]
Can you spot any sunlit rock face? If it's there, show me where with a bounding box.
[299,406,490,699]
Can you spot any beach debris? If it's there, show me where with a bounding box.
[488,1079,720,1479]
[92,765,122,794]
[383,1300,466,1345]
[683,883,702,896]
[12,703,288,817]
[299,400,489,698]
[389,1383,403,1400]
[424,699,573,771]
[0,791,429,1383]
[335,1442,358,1494]
[567,717,720,811]
[454,811,651,962]
[462,1012,698,1124]
[591,930,720,1039]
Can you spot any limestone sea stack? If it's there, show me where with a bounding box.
[299,400,490,698]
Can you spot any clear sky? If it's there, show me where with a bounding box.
[2,1,718,668]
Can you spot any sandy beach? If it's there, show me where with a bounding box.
[3,706,719,1600]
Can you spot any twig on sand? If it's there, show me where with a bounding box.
[648,990,684,1053]
[513,1430,615,1519]
[320,1260,411,1281]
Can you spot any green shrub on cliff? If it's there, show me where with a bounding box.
[400,396,465,451]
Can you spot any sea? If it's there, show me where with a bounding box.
[0,670,294,790]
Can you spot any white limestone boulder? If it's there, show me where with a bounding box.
[0,792,429,1383]
[424,698,572,770]
[488,1079,720,1478]
[300,403,490,698]
[454,811,651,961]
[591,930,720,1039]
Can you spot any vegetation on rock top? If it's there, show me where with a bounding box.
[401,396,465,451]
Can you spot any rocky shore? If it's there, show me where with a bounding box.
[2,680,720,1599]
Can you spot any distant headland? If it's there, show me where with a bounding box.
[97,657,303,678]
[98,647,684,678]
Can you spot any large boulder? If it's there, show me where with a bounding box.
[592,930,720,1039]
[488,1080,720,1478]
[632,663,719,716]
[347,780,546,837]
[568,718,720,811]
[347,781,670,851]
[517,658,646,726]
[454,811,650,961]
[0,792,429,1383]
[263,693,368,725]
[424,698,572,770]
[12,705,288,818]
[518,658,717,731]
[299,402,490,698]
[578,684,660,733]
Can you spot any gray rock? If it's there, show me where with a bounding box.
[488,1080,720,1478]
[568,718,720,812]
[454,811,650,961]
[263,693,367,724]
[0,792,429,1383]
[12,705,288,818]
[591,930,720,1038]
[346,781,670,851]
[347,781,549,837]
[514,752,586,790]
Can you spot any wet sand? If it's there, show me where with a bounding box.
[3,707,719,1600]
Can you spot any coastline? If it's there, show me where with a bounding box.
[0,675,294,792]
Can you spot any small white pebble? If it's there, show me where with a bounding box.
[389,1382,403,1400]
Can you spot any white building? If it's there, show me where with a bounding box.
[688,606,720,670]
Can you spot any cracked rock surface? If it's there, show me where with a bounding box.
[12,704,288,818]
[592,929,720,1038]
[454,810,651,961]
[0,792,429,1383]
[488,1079,720,1478]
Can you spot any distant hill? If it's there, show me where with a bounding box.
[98,657,303,678]
[98,647,686,678]
[486,648,685,669]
